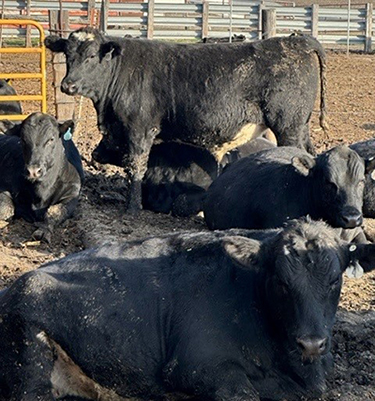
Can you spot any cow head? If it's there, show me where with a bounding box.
[20,113,74,182]
[45,28,122,98]
[224,218,375,396]
[292,145,372,229]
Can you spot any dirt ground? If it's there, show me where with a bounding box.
[1,49,375,400]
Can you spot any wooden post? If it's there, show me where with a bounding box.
[100,0,109,33]
[311,4,319,39]
[26,0,31,47]
[202,1,209,40]
[365,3,373,53]
[49,10,75,121]
[147,0,155,40]
[262,9,276,39]
[88,0,96,23]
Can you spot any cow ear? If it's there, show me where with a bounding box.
[223,236,261,268]
[365,157,375,180]
[44,36,67,53]
[58,120,75,139]
[291,154,316,176]
[342,243,375,278]
[100,42,122,61]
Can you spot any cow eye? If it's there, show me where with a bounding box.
[276,278,288,294]
[325,178,338,193]
[329,277,340,289]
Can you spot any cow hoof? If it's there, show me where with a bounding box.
[32,228,52,244]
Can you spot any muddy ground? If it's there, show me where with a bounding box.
[0,50,375,399]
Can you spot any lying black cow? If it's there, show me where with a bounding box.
[1,218,374,400]
[0,112,84,242]
[350,138,375,217]
[0,79,22,116]
[143,137,276,217]
[204,145,374,232]
[45,27,327,212]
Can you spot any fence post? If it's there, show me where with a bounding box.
[262,9,276,39]
[365,3,373,53]
[26,0,31,47]
[147,0,155,39]
[88,0,96,25]
[311,4,319,38]
[202,1,209,40]
[100,0,109,33]
[49,10,75,121]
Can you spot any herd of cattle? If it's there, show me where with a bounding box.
[0,27,374,400]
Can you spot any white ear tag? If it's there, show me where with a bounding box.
[63,127,72,141]
[345,260,364,279]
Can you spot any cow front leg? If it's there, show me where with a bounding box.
[0,191,14,221]
[176,362,260,401]
[33,198,79,243]
[125,129,158,214]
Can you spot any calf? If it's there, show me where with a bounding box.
[143,136,276,217]
[350,138,375,217]
[0,218,374,400]
[45,28,326,212]
[0,112,84,242]
[204,145,372,232]
[0,79,22,116]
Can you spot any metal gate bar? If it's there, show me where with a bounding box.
[0,19,46,121]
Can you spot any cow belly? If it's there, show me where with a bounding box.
[211,123,270,161]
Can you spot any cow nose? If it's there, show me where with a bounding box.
[27,165,42,179]
[297,337,327,360]
[61,80,77,95]
[342,211,363,228]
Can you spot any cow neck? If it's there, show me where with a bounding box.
[92,57,121,107]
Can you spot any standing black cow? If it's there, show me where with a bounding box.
[350,138,375,217]
[143,136,276,217]
[0,79,22,116]
[0,113,84,242]
[204,145,373,232]
[1,218,374,400]
[45,27,327,212]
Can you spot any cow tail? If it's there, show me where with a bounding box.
[315,47,328,132]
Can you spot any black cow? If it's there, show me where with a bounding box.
[45,27,327,212]
[0,79,22,116]
[350,138,375,217]
[1,218,375,400]
[202,34,246,43]
[143,136,276,217]
[0,112,84,242]
[204,145,373,232]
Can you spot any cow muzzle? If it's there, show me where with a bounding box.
[297,336,328,363]
[61,80,78,96]
[339,207,363,229]
[27,165,43,181]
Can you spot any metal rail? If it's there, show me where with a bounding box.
[0,19,46,120]
[0,2,372,49]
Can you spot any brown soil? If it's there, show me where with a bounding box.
[1,50,375,400]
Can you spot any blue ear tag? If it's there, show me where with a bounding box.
[63,127,72,141]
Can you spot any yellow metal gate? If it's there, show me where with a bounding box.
[0,19,46,120]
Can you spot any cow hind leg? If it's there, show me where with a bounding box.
[271,123,315,156]
[0,321,55,400]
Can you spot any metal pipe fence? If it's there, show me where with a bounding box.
[0,0,373,51]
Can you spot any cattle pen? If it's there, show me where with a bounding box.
[0,2,374,400]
